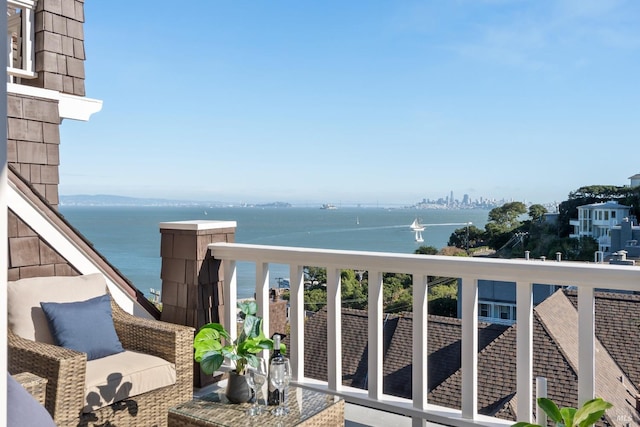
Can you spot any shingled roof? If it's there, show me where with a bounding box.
[427,310,578,419]
[565,289,640,390]
[299,307,508,395]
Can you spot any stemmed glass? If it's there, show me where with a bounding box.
[246,357,268,416]
[269,357,292,416]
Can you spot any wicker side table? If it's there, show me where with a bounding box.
[168,384,344,427]
[12,372,48,405]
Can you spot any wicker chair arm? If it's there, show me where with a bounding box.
[111,301,195,364]
[8,329,87,424]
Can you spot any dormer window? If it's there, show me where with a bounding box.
[7,0,37,82]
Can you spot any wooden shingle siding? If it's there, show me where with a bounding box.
[8,94,61,207]
[26,0,86,96]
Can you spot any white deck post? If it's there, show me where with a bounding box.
[327,266,342,391]
[255,263,269,338]
[461,276,478,419]
[578,287,596,405]
[412,274,429,427]
[290,264,305,381]
[224,260,238,341]
[367,270,383,400]
[516,281,534,422]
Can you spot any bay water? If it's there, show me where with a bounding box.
[58,206,490,299]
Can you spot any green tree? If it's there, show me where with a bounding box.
[414,246,438,255]
[448,225,485,249]
[528,204,548,222]
[303,287,328,312]
[485,202,527,250]
[304,266,326,286]
[428,282,457,317]
[341,269,367,309]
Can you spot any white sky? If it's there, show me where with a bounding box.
[59,0,640,206]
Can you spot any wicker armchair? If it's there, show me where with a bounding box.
[8,296,194,427]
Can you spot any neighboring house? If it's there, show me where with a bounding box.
[630,173,640,188]
[457,280,558,325]
[300,290,640,425]
[610,216,640,258]
[5,0,157,317]
[570,201,632,254]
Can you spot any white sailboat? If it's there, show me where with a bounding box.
[410,218,425,242]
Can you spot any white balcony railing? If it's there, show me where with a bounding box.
[208,242,640,427]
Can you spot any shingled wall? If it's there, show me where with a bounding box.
[7,209,77,281]
[24,0,86,96]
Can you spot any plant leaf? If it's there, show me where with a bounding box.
[559,407,576,427]
[238,300,257,316]
[511,423,542,427]
[242,314,262,339]
[199,351,224,375]
[537,398,563,423]
[193,328,224,354]
[574,398,612,427]
[198,323,230,339]
[194,344,220,362]
[244,353,259,369]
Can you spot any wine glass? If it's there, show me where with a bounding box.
[269,357,292,416]
[245,357,268,416]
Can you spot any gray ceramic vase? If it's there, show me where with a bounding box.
[225,372,252,404]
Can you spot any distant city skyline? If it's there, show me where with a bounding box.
[59,190,557,210]
[59,1,640,207]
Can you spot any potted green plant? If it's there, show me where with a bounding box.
[193,300,285,403]
[512,397,612,427]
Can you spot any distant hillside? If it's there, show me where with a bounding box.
[59,195,292,208]
[59,194,218,207]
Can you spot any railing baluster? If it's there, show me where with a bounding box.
[412,273,428,427]
[23,7,34,73]
[516,281,533,423]
[578,286,595,406]
[327,266,342,391]
[255,262,269,338]
[290,264,305,381]
[367,269,383,400]
[224,260,238,341]
[461,275,478,419]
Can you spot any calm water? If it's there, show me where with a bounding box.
[59,206,489,299]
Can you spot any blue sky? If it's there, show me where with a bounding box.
[59,1,640,207]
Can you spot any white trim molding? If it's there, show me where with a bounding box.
[7,83,103,121]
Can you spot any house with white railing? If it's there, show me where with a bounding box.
[570,201,632,254]
[4,3,640,426]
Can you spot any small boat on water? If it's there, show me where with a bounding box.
[410,218,425,242]
[320,204,337,210]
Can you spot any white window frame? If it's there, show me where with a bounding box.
[478,300,516,325]
[7,0,37,81]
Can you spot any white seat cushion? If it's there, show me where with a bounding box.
[84,350,176,412]
[7,273,108,344]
